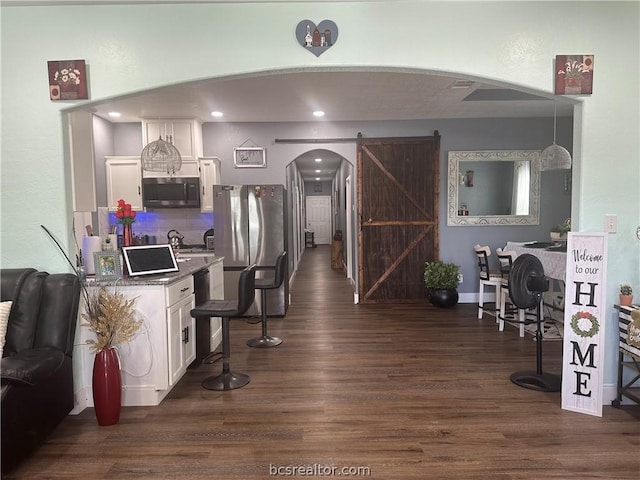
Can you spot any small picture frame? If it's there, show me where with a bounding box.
[47,59,89,101]
[94,251,122,281]
[233,147,266,168]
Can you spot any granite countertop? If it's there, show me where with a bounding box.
[176,244,215,254]
[86,255,223,287]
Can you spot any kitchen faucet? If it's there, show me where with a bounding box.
[167,229,184,249]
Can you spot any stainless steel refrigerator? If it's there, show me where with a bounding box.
[213,184,288,316]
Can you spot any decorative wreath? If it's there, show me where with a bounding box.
[570,311,600,338]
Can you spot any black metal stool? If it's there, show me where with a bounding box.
[247,251,287,348]
[190,264,256,390]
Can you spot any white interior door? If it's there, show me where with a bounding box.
[306,196,331,244]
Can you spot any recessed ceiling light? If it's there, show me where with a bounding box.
[315,177,320,181]
[313,111,325,117]
[211,111,224,117]
[315,170,321,173]
[315,158,322,162]
[108,112,121,118]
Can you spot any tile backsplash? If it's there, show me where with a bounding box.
[107,209,214,245]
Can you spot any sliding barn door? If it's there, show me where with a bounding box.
[357,133,440,303]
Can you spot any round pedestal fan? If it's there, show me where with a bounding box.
[508,254,562,392]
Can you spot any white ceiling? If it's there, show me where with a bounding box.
[84,70,575,181]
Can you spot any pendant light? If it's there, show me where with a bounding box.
[540,104,572,171]
[141,134,182,174]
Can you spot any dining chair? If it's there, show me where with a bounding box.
[496,247,543,337]
[473,245,502,320]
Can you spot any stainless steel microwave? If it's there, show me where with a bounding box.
[142,177,200,208]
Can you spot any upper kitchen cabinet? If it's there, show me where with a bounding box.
[142,118,203,161]
[105,157,142,211]
[198,157,221,212]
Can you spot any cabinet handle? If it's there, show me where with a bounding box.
[182,326,189,344]
[180,287,189,293]
[138,186,141,195]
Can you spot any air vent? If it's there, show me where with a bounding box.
[450,80,475,89]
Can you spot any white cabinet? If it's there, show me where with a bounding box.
[105,157,142,211]
[166,277,196,386]
[198,157,221,212]
[74,274,197,408]
[142,118,202,160]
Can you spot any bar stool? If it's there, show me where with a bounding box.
[247,251,287,348]
[190,264,256,391]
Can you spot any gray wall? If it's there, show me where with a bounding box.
[304,181,333,196]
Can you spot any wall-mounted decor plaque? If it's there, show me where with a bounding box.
[555,55,594,95]
[234,146,266,168]
[48,59,88,100]
[296,20,338,57]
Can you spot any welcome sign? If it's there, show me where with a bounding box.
[562,233,608,416]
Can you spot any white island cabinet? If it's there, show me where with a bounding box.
[72,256,223,412]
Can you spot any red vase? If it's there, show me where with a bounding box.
[122,224,133,247]
[92,347,122,426]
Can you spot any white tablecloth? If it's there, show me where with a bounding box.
[505,242,567,281]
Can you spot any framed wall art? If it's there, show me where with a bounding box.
[233,147,266,168]
[555,55,594,95]
[47,59,89,100]
[94,251,122,281]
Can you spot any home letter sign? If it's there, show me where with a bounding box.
[561,232,608,416]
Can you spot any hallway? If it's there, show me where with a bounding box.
[5,246,639,479]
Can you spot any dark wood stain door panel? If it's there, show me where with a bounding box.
[358,134,440,303]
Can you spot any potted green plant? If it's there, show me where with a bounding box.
[620,284,633,307]
[424,261,460,308]
[550,218,571,242]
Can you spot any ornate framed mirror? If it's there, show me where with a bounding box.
[447,150,541,226]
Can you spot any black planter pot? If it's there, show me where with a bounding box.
[428,288,459,308]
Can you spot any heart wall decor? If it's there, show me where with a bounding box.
[296,20,338,57]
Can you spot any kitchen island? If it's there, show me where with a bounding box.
[72,256,224,412]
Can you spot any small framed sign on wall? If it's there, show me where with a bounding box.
[47,59,89,100]
[233,147,266,168]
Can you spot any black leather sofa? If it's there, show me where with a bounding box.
[1,268,81,474]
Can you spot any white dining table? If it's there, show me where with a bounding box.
[505,242,567,281]
[505,242,568,337]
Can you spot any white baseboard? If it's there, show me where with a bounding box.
[603,383,637,406]
[459,292,499,304]
[459,293,479,304]
[70,386,91,415]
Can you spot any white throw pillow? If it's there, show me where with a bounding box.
[0,301,12,358]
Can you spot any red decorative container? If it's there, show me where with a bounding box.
[122,224,133,247]
[92,347,122,426]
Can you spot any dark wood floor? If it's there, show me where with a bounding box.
[7,246,639,479]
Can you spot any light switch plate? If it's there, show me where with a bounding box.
[605,214,617,233]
